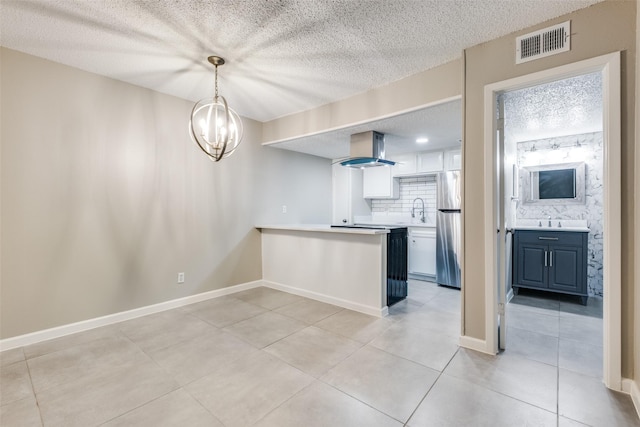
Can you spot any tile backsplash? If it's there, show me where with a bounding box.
[371,176,436,223]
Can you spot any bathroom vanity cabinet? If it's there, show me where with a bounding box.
[512,230,588,304]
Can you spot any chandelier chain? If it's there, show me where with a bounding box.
[214,65,219,99]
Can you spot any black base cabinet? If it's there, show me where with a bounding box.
[386,228,408,306]
[512,230,588,305]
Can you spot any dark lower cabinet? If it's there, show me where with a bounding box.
[513,230,588,305]
[386,227,408,306]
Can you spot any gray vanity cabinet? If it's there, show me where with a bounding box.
[513,230,588,304]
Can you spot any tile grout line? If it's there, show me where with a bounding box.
[96,388,178,426]
[179,384,230,426]
[318,378,409,425]
[22,349,46,427]
[314,349,410,425]
[98,327,189,425]
[250,379,317,425]
[403,346,461,426]
[444,349,562,416]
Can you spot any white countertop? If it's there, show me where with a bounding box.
[354,215,436,228]
[255,224,390,235]
[356,221,435,228]
[514,219,590,233]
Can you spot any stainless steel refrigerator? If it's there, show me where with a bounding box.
[436,171,461,288]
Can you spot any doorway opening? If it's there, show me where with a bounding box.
[500,71,605,377]
[483,52,621,390]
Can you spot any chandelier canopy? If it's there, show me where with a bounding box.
[189,56,243,162]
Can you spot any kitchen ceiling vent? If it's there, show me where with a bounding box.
[516,21,570,64]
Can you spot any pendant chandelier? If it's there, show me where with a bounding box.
[189,56,243,161]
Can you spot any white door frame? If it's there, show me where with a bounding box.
[482,52,621,390]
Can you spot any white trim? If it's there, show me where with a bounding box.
[261,95,462,146]
[0,280,264,351]
[459,336,492,354]
[623,378,640,420]
[262,280,389,318]
[481,52,622,389]
[601,53,622,391]
[483,87,498,354]
[459,50,467,349]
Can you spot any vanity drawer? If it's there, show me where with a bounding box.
[515,230,586,246]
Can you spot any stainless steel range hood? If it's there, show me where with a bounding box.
[340,131,396,168]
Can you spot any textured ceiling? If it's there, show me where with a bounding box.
[269,99,462,159]
[0,0,602,123]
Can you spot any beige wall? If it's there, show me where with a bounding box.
[0,48,331,339]
[635,0,640,397]
[463,0,636,375]
[262,59,462,143]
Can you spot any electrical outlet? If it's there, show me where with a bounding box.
[177,272,185,284]
[282,205,287,214]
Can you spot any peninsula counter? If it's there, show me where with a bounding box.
[256,225,390,317]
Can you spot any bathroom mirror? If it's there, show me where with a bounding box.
[521,162,586,205]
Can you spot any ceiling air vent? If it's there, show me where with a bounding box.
[516,21,570,64]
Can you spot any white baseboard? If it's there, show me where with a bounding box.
[0,280,264,351]
[459,335,495,355]
[262,280,388,318]
[622,378,640,419]
[506,288,514,303]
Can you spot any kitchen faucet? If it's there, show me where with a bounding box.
[412,198,426,223]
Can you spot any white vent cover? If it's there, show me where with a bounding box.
[516,21,570,64]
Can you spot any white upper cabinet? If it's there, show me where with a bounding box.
[392,151,444,176]
[417,151,444,173]
[391,153,418,177]
[386,148,460,180]
[444,149,462,170]
[363,166,399,199]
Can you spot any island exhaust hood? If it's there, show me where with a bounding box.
[340,131,396,168]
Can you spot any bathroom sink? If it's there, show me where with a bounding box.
[515,226,590,232]
[514,219,589,232]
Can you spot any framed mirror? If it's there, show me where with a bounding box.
[521,162,586,205]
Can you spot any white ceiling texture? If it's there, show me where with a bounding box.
[1,0,602,158]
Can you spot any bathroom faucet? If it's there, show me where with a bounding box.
[412,198,426,223]
[547,215,552,227]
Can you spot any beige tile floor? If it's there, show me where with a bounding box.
[1,281,638,426]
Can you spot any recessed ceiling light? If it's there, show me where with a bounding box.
[416,137,429,144]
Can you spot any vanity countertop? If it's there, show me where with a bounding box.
[514,219,589,233]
